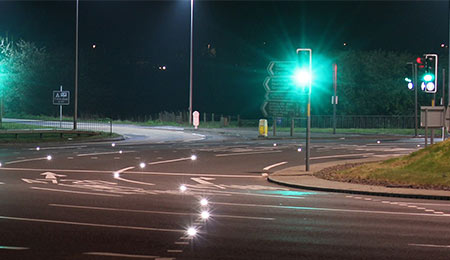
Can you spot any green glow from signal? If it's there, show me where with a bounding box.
[293,67,311,87]
[423,74,434,82]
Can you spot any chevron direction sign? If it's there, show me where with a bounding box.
[262,61,304,117]
[261,101,301,117]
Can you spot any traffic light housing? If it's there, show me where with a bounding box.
[416,54,437,93]
[293,49,312,90]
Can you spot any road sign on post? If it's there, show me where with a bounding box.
[193,111,200,129]
[53,90,70,105]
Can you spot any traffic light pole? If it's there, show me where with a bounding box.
[297,48,312,172]
[414,63,418,137]
[332,64,337,135]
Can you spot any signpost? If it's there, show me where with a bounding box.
[193,111,200,129]
[53,86,70,128]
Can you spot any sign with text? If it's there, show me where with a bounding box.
[53,90,70,105]
[261,101,301,117]
[420,106,445,128]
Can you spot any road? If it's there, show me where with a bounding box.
[0,127,449,259]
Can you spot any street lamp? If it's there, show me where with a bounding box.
[189,0,194,125]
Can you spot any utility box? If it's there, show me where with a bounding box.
[420,106,445,128]
[259,119,268,137]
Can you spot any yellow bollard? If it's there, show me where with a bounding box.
[259,119,268,137]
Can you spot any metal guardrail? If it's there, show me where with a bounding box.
[1,119,113,134]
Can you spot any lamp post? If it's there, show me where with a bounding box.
[189,0,194,125]
[74,0,79,130]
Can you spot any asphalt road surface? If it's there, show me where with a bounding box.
[0,129,449,259]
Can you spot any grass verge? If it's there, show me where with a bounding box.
[315,139,450,190]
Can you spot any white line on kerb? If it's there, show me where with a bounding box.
[84,252,159,259]
[0,215,185,233]
[409,243,450,248]
[212,202,450,218]
[216,150,282,157]
[263,162,288,171]
[77,151,135,157]
[31,187,122,197]
[27,145,87,151]
[311,153,374,160]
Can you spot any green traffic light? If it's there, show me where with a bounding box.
[423,74,434,82]
[293,67,311,87]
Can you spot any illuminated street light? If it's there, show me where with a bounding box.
[180,184,187,192]
[293,68,311,87]
[46,155,52,160]
[36,146,40,151]
[139,162,146,169]
[111,143,116,147]
[191,154,197,161]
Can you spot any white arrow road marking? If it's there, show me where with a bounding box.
[21,178,47,184]
[263,161,287,171]
[113,167,155,186]
[191,177,226,189]
[84,252,166,259]
[0,215,185,233]
[40,172,67,184]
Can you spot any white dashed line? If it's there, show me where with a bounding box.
[167,250,182,253]
[216,150,282,157]
[409,243,450,248]
[77,151,135,157]
[84,252,159,259]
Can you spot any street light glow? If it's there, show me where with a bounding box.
[113,172,119,178]
[200,198,208,206]
[111,143,116,147]
[293,68,311,86]
[139,162,146,169]
[191,154,197,161]
[201,210,210,220]
[36,147,40,151]
[180,184,187,192]
[46,155,52,160]
[187,227,197,237]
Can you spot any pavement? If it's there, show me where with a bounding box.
[267,157,450,201]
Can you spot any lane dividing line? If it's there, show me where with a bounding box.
[84,252,161,259]
[212,202,450,218]
[188,188,304,200]
[0,182,4,185]
[49,204,275,221]
[409,244,450,248]
[310,153,374,160]
[174,242,189,245]
[27,145,86,151]
[216,150,282,157]
[263,162,288,171]
[1,167,259,178]
[0,215,185,233]
[148,157,191,165]
[167,250,182,253]
[31,187,122,197]
[77,151,135,157]
[4,157,49,165]
[0,246,29,250]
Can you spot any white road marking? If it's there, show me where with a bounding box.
[396,202,450,207]
[0,215,185,233]
[434,211,445,214]
[41,172,66,184]
[31,187,122,197]
[409,243,450,248]
[216,150,282,157]
[27,145,86,151]
[77,151,135,157]
[67,157,74,160]
[174,242,189,245]
[188,188,304,200]
[49,204,274,221]
[1,167,259,178]
[263,162,288,171]
[212,202,450,217]
[84,252,159,259]
[115,167,136,174]
[425,209,435,212]
[167,250,182,253]
[4,157,50,165]
[0,182,4,184]
[115,176,155,186]
[311,153,374,160]
[191,177,226,189]
[407,205,418,208]
[90,157,98,160]
[0,246,29,250]
[148,157,191,165]
[22,178,47,184]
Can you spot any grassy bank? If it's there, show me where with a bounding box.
[316,139,450,190]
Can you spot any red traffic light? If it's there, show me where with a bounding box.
[416,57,425,68]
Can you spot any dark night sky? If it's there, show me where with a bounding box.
[0,0,448,117]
